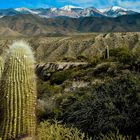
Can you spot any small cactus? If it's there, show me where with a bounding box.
[105,45,110,59]
[0,56,4,79]
[0,41,37,140]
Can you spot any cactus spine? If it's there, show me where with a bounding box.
[0,41,36,140]
[105,45,110,59]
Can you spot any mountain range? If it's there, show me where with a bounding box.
[0,5,139,37]
[0,5,138,18]
[0,13,139,37]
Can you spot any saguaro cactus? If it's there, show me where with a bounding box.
[105,45,110,59]
[0,56,4,79]
[0,41,37,140]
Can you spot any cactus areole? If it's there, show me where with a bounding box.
[0,41,37,140]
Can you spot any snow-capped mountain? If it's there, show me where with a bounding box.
[50,7,57,12]
[110,6,127,11]
[0,5,138,18]
[99,6,137,17]
[38,6,104,18]
[61,5,83,11]
[15,7,40,14]
[82,7,105,17]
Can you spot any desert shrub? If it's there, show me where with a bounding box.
[62,57,76,62]
[89,56,101,66]
[92,62,118,77]
[77,55,89,62]
[93,62,111,75]
[71,68,87,79]
[109,47,136,64]
[53,92,82,119]
[61,74,140,138]
[50,70,72,85]
[37,92,81,121]
[133,47,140,59]
[95,131,132,140]
[37,120,90,140]
[37,80,64,98]
[37,99,50,120]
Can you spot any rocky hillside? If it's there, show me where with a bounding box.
[0,32,140,139]
[34,38,140,140]
[27,32,140,62]
[0,32,140,62]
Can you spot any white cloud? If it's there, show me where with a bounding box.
[117,0,140,12]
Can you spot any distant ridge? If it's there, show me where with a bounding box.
[0,13,139,37]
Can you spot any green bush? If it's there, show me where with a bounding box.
[93,62,117,76]
[62,57,76,62]
[109,47,136,64]
[50,70,72,85]
[37,80,64,98]
[37,93,81,120]
[95,131,132,140]
[37,120,90,140]
[89,56,101,66]
[77,55,89,62]
[61,74,140,138]
[133,47,140,59]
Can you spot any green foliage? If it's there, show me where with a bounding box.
[109,47,136,64]
[37,99,48,120]
[96,131,132,140]
[37,120,90,140]
[37,80,64,98]
[91,62,118,78]
[77,55,89,62]
[89,56,101,66]
[0,41,37,140]
[133,47,140,59]
[37,92,81,121]
[50,70,72,85]
[62,57,76,62]
[36,48,140,139]
[59,74,140,137]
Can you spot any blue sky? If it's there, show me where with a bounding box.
[0,0,140,12]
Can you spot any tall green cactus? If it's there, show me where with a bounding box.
[0,41,37,140]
